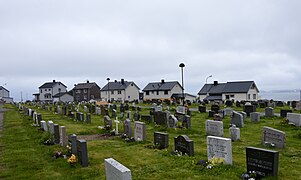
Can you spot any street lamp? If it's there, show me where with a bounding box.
[106,78,110,102]
[205,75,212,99]
[179,63,185,106]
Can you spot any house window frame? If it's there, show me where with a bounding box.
[164,90,168,95]
[118,90,122,94]
[146,91,149,95]
[253,94,256,100]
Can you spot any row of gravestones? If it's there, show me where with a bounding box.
[20,104,89,168]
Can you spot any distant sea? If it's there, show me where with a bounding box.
[259,91,301,102]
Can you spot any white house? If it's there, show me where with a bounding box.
[100,79,140,102]
[53,92,74,103]
[0,86,13,103]
[171,93,197,103]
[38,80,67,102]
[142,80,183,100]
[198,81,259,102]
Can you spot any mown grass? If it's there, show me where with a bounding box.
[0,103,301,179]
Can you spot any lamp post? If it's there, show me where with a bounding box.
[179,63,185,106]
[106,78,110,102]
[205,75,212,99]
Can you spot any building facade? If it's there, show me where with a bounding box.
[142,80,183,100]
[38,80,67,102]
[72,81,101,102]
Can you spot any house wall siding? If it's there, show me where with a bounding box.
[39,83,67,102]
[53,94,74,103]
[0,89,9,98]
[144,84,182,100]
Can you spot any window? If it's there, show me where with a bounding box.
[91,95,94,99]
[84,95,87,100]
[40,89,42,93]
[146,91,149,95]
[48,89,51,91]
[76,90,81,94]
[111,91,114,95]
[230,95,234,98]
[58,88,61,93]
[152,91,154,94]
[156,91,159,95]
[118,90,122,94]
[226,95,230,99]
[164,90,168,95]
[76,96,80,100]
[84,89,87,93]
[248,94,251,100]
[253,94,256,99]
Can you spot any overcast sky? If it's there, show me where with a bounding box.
[1,0,301,101]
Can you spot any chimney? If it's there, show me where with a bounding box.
[114,80,117,83]
[87,80,89,83]
[214,81,218,86]
[121,79,125,84]
[161,79,165,84]
[53,80,55,83]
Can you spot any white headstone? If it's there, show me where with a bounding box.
[262,126,286,148]
[205,120,224,137]
[207,136,232,165]
[229,125,240,141]
[176,106,185,115]
[40,121,48,131]
[134,121,146,141]
[105,158,132,180]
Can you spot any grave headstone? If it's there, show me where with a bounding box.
[176,106,185,115]
[48,121,54,134]
[37,114,42,126]
[208,110,215,118]
[68,134,77,155]
[262,126,286,148]
[76,139,88,167]
[155,105,162,112]
[211,105,220,114]
[229,125,240,141]
[225,100,233,107]
[86,113,91,124]
[236,101,241,107]
[207,136,232,165]
[104,116,113,130]
[59,126,67,147]
[265,107,274,118]
[246,147,279,177]
[224,108,233,116]
[168,115,178,128]
[134,112,140,121]
[174,135,194,156]
[112,109,117,119]
[126,111,132,119]
[240,111,247,122]
[182,115,191,129]
[120,112,125,119]
[54,124,60,144]
[243,105,256,116]
[286,113,301,126]
[206,120,224,137]
[96,107,101,115]
[230,111,244,128]
[198,105,206,113]
[40,121,48,131]
[120,104,125,112]
[123,119,132,137]
[280,109,292,118]
[154,111,168,126]
[154,132,169,149]
[105,158,132,180]
[250,112,260,122]
[134,121,146,141]
[140,115,152,123]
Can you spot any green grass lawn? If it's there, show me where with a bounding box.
[1,103,301,179]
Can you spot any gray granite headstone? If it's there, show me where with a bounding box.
[77,139,88,167]
[182,115,191,129]
[59,126,67,147]
[262,126,286,148]
[86,113,91,124]
[123,119,132,137]
[48,121,54,134]
[207,136,232,165]
[134,121,146,141]
[104,115,113,130]
[126,111,132,119]
[230,111,244,128]
[40,121,48,131]
[250,112,261,122]
[112,109,117,119]
[206,120,224,137]
[240,112,247,122]
[265,107,274,118]
[54,124,60,144]
[224,108,233,116]
[176,106,185,115]
[68,134,77,155]
[105,158,132,180]
[134,112,140,121]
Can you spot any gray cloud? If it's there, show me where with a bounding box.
[1,0,300,101]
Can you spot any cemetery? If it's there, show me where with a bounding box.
[0,101,301,179]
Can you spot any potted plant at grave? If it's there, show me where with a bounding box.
[67,154,77,167]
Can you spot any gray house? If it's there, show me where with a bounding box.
[198,81,259,102]
[0,86,13,103]
[38,80,67,102]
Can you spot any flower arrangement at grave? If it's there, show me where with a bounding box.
[241,170,259,180]
[280,118,289,125]
[196,157,225,170]
[67,154,77,167]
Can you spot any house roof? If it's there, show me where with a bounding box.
[53,92,72,98]
[39,81,67,89]
[171,93,197,98]
[101,80,140,91]
[143,81,183,91]
[73,82,100,90]
[0,86,9,92]
[198,81,258,95]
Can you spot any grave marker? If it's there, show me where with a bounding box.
[262,126,286,148]
[59,126,67,147]
[134,121,146,141]
[154,132,169,149]
[205,120,223,137]
[174,135,194,156]
[76,139,88,167]
[105,158,132,180]
[207,136,232,165]
[230,111,244,128]
[123,119,132,137]
[286,113,301,126]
